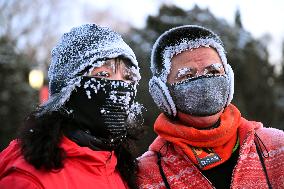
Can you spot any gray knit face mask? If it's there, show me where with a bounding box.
[168,75,230,116]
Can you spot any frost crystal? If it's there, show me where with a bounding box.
[176,68,192,79]
[110,94,118,103]
[86,90,91,99]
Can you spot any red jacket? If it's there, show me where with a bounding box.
[0,137,128,189]
[137,118,284,189]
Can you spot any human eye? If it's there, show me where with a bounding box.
[123,69,137,83]
[92,71,110,78]
[204,63,224,75]
[175,67,196,81]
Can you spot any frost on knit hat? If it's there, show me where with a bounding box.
[149,25,234,116]
[151,25,230,81]
[38,23,140,115]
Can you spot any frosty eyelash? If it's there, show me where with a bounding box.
[94,71,110,77]
[203,63,224,75]
[175,63,224,81]
[176,67,195,79]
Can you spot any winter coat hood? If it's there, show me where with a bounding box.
[38,23,140,116]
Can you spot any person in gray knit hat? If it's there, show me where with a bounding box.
[0,24,143,189]
[137,25,284,189]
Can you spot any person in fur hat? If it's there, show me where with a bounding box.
[137,25,284,189]
[0,23,143,189]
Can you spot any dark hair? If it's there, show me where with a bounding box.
[18,109,141,189]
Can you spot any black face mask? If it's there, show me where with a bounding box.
[65,76,137,143]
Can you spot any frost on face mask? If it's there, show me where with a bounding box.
[125,102,145,137]
[81,77,136,107]
[38,23,140,116]
[168,75,230,116]
[65,76,139,140]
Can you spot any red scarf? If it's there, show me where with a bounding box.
[154,104,241,170]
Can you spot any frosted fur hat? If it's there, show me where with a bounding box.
[149,25,234,116]
[38,23,140,115]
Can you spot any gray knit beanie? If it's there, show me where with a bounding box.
[38,23,139,115]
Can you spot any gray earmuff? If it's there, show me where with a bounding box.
[226,64,234,106]
[149,76,177,117]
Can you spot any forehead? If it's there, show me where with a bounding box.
[170,47,222,69]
